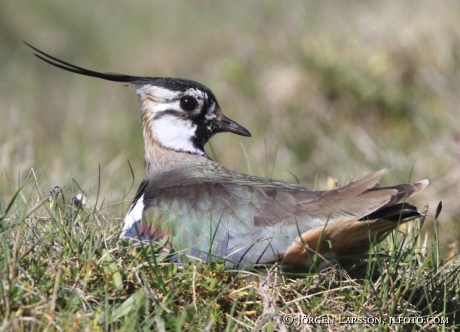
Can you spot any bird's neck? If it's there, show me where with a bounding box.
[142,137,209,176]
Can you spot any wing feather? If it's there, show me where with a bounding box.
[124,163,426,267]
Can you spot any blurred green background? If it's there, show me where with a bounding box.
[1,1,459,245]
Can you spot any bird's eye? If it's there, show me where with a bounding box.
[180,96,198,111]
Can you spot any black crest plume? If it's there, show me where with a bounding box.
[25,42,155,85]
[26,42,216,92]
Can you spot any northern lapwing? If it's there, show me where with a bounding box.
[28,43,428,270]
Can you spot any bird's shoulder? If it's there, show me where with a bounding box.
[141,162,316,202]
[130,162,318,228]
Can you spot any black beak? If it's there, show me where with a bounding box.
[213,114,251,137]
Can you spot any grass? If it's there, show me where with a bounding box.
[2,1,460,330]
[0,169,459,331]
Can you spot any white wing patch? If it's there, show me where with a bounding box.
[120,194,145,238]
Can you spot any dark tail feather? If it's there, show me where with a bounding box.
[360,202,422,222]
[361,179,428,222]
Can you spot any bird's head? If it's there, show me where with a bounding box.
[135,78,250,156]
[27,43,251,157]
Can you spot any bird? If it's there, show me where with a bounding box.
[28,43,428,270]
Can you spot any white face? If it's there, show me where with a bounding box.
[136,85,216,155]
